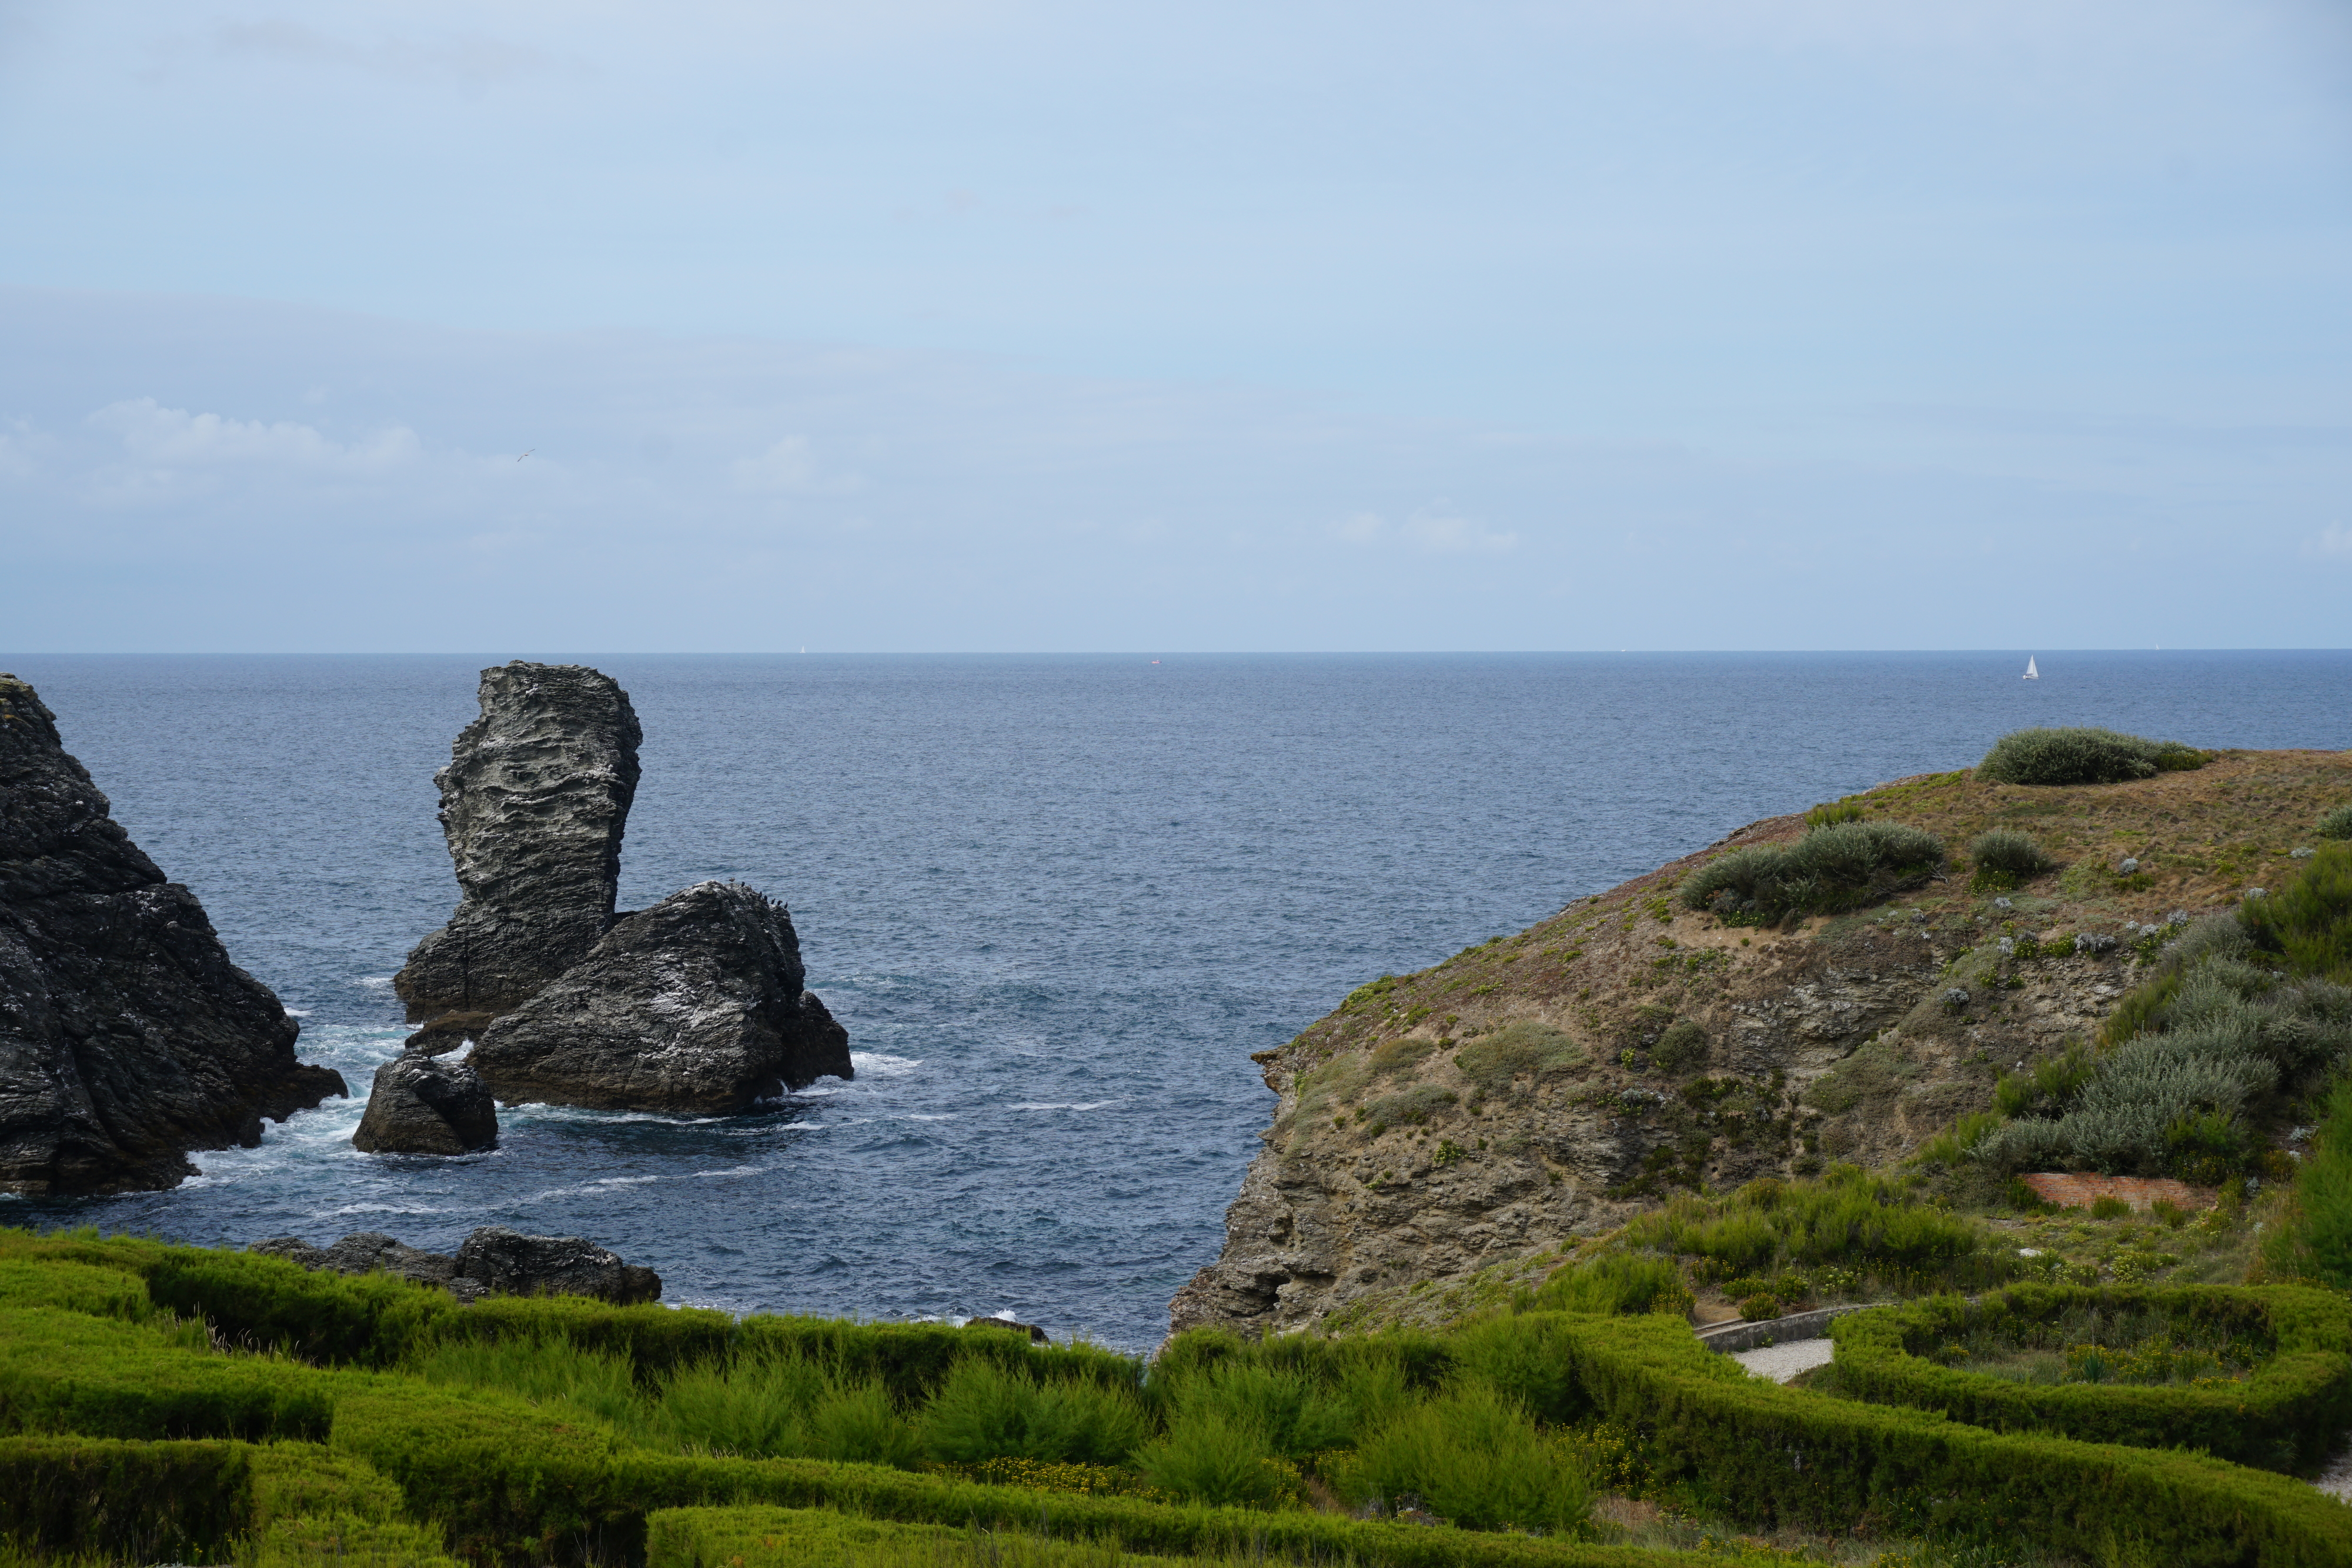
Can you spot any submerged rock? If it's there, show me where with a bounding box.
[472,880,851,1114]
[249,1225,659,1305]
[395,663,642,1021]
[0,674,346,1195]
[351,1053,498,1155]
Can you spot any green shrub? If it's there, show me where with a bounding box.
[1678,821,1944,922]
[2314,803,2352,842]
[1978,727,2207,786]
[1826,1285,2352,1472]
[2090,1196,2130,1221]
[1736,1295,1782,1322]
[2241,841,2352,981]
[920,1358,1148,1467]
[1649,1019,1708,1076]
[1335,1385,1591,1534]
[406,1333,641,1427]
[1969,830,2056,882]
[2264,1076,2352,1292]
[1453,1022,1583,1094]
[1803,801,1866,830]
[1522,1255,1693,1320]
[1133,1413,1292,1509]
[1366,1085,1460,1126]
[1976,944,2352,1179]
[1620,1167,1991,1289]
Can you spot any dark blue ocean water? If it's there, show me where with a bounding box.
[2,651,2345,1348]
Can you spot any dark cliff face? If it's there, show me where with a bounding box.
[395,663,642,1018]
[0,675,345,1195]
[472,880,852,1114]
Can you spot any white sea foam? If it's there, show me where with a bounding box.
[1008,1101,1118,1112]
[849,1052,922,1077]
[354,975,394,989]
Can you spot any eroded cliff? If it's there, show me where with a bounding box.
[1172,748,2352,1338]
[0,674,345,1193]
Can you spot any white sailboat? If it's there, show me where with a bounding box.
[2023,657,2039,681]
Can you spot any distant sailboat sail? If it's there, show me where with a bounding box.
[2023,657,2039,680]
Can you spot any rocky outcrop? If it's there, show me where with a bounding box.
[1172,748,2352,1343]
[395,663,641,1019]
[456,1226,662,1304]
[351,1052,497,1155]
[0,674,346,1195]
[250,1225,660,1305]
[472,881,851,1114]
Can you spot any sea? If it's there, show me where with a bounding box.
[3,651,2346,1350]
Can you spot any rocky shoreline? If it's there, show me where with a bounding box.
[0,673,344,1194]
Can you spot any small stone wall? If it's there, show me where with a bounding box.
[2019,1173,2215,1213]
[1695,1302,1879,1353]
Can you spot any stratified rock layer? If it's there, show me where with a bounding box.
[351,1053,497,1155]
[472,881,851,1114]
[0,674,345,1194]
[395,663,642,1019]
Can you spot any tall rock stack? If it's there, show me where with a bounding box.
[0,674,346,1193]
[374,661,850,1136]
[395,663,642,1019]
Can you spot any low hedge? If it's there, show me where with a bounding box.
[335,1379,1712,1568]
[642,1503,1749,1568]
[0,1306,335,1441]
[1546,1310,2352,1567]
[0,1435,435,1564]
[0,1435,251,1560]
[1825,1285,2352,1472]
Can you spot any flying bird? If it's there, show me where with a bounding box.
[517,450,533,462]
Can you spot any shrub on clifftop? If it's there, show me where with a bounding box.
[1678,820,1943,924]
[1977,727,2207,785]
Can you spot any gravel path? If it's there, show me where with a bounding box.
[1732,1336,1835,1383]
[2315,1447,2352,1502]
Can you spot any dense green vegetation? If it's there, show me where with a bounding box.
[1976,727,2209,786]
[1824,1284,2352,1472]
[2,1216,2347,1566]
[1960,845,2352,1183]
[1676,821,1945,924]
[2316,803,2352,842]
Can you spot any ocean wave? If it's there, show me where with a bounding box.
[1008,1102,1119,1112]
[848,1052,922,1077]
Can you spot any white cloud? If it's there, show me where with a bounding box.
[2308,523,2352,560]
[1332,506,1516,554]
[206,19,553,87]
[85,398,419,470]
[731,435,816,492]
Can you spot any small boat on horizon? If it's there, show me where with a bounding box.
[2023,657,2039,680]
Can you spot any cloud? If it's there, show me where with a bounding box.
[2307,523,2352,561]
[206,19,552,87]
[731,435,818,493]
[86,398,419,470]
[1331,506,1518,555]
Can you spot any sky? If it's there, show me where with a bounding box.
[2,1,2348,651]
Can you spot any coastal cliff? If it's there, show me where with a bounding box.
[1172,747,2352,1338]
[0,674,345,1193]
